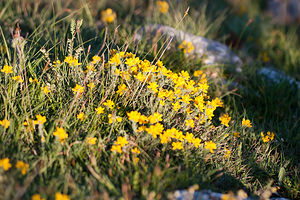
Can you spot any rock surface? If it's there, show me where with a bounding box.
[135,24,242,70]
[268,0,300,24]
[171,189,290,200]
[258,67,300,90]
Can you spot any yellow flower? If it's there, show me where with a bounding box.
[86,137,97,145]
[117,83,127,95]
[53,127,68,144]
[205,141,217,153]
[31,194,46,200]
[148,82,159,93]
[127,111,141,122]
[178,41,194,54]
[95,106,104,114]
[15,161,29,175]
[213,98,223,108]
[137,126,146,133]
[1,65,13,74]
[111,144,122,153]
[186,107,192,115]
[134,157,140,163]
[262,52,270,63]
[261,131,275,143]
[103,100,115,109]
[53,60,61,67]
[135,114,147,124]
[125,57,140,67]
[159,133,171,144]
[87,82,95,89]
[185,119,194,128]
[91,55,101,64]
[77,112,85,121]
[172,101,181,111]
[101,8,117,23]
[0,119,10,128]
[135,72,146,82]
[160,100,165,106]
[219,113,231,127]
[131,147,141,154]
[64,56,81,66]
[109,53,122,65]
[224,148,231,159]
[41,86,51,94]
[86,64,96,72]
[156,1,169,14]
[29,77,39,84]
[172,142,183,150]
[179,70,190,80]
[242,118,252,128]
[185,132,194,143]
[148,112,162,124]
[12,75,23,83]
[72,84,84,94]
[0,158,12,171]
[41,136,45,142]
[157,89,166,99]
[180,94,191,104]
[34,115,46,125]
[55,192,70,200]
[192,138,202,148]
[115,136,128,147]
[193,70,203,77]
[146,123,164,138]
[108,114,122,124]
[233,132,240,138]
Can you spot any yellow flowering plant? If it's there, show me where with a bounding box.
[0,18,292,199]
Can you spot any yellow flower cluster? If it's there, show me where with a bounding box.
[16,161,29,175]
[31,194,46,200]
[86,137,97,145]
[32,193,69,200]
[111,136,128,153]
[108,114,122,124]
[261,131,274,143]
[0,158,29,175]
[55,192,70,200]
[64,56,81,66]
[242,118,252,127]
[53,127,68,144]
[103,100,115,109]
[205,141,217,153]
[156,1,169,14]
[72,84,84,95]
[77,112,85,121]
[0,158,12,171]
[179,40,195,54]
[41,86,51,94]
[0,119,10,128]
[33,114,47,125]
[101,8,117,23]
[12,75,23,83]
[219,113,231,127]
[105,51,228,153]
[1,65,13,74]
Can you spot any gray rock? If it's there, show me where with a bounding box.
[171,189,290,200]
[258,67,300,90]
[268,0,300,24]
[135,24,242,70]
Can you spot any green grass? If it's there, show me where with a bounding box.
[0,0,299,199]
